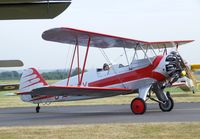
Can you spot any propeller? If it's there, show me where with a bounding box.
[165,52,199,93]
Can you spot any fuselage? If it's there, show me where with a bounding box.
[55,55,167,89]
[21,54,170,104]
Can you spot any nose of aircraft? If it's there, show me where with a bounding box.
[165,51,186,83]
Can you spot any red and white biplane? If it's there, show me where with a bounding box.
[17,27,194,114]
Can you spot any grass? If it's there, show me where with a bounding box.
[0,122,200,139]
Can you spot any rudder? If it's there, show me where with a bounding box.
[19,68,48,93]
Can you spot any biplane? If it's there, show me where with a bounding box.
[0,60,23,91]
[17,27,195,114]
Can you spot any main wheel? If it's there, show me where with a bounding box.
[159,92,174,112]
[36,105,40,113]
[130,98,146,115]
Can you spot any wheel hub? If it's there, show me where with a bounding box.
[131,98,146,114]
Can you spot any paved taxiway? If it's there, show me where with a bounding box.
[0,102,200,126]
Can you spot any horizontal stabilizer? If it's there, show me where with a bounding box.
[4,93,16,96]
[17,86,132,97]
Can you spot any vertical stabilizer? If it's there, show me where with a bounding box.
[19,68,48,93]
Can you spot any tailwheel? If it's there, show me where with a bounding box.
[36,104,40,113]
[131,98,146,115]
[159,92,174,112]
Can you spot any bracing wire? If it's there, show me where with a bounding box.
[98,48,112,65]
[123,47,130,66]
[65,44,72,77]
[98,48,127,88]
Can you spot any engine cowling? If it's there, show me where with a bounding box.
[165,51,186,83]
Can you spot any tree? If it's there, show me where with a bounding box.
[0,71,20,80]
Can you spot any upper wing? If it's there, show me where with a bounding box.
[0,0,71,20]
[0,60,23,67]
[17,86,132,97]
[42,27,193,49]
[0,84,19,91]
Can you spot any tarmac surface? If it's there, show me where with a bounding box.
[0,102,200,126]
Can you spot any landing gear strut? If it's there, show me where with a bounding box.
[151,83,174,112]
[159,92,174,112]
[130,98,146,114]
[36,104,40,113]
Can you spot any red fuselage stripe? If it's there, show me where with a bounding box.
[89,56,165,87]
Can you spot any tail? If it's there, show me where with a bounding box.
[19,68,48,93]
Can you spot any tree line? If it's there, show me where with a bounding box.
[0,68,83,80]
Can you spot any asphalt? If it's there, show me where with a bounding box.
[0,102,200,126]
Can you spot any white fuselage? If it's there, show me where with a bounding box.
[21,55,169,104]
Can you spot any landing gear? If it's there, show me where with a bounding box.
[36,104,40,113]
[151,83,175,112]
[159,92,174,112]
[130,98,146,114]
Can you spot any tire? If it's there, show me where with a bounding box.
[36,106,40,113]
[130,98,146,115]
[159,93,174,112]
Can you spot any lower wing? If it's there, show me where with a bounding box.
[17,86,133,97]
[0,84,19,91]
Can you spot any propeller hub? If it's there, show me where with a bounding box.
[181,70,187,77]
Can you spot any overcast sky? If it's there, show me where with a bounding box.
[1,0,200,71]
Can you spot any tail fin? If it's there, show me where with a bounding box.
[19,68,48,93]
